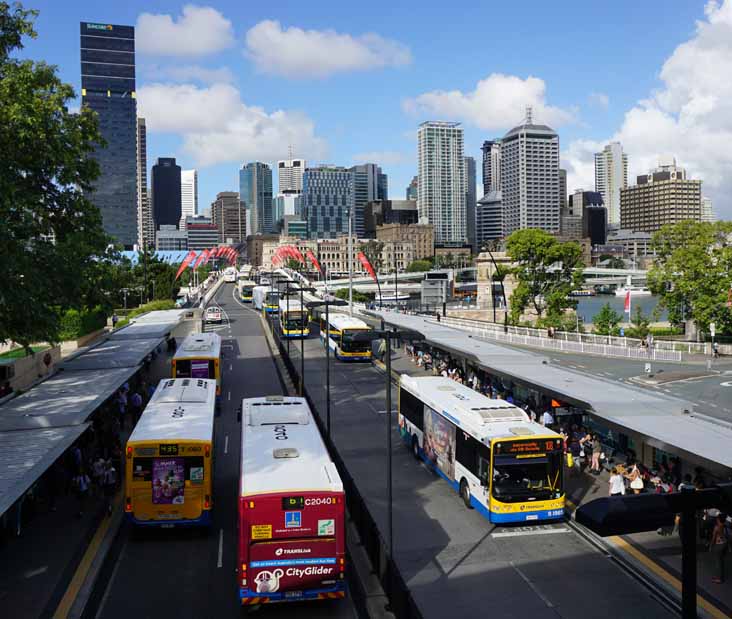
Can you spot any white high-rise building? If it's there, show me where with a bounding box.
[701,197,716,223]
[277,158,306,193]
[594,142,628,226]
[417,121,466,245]
[135,117,153,248]
[501,108,561,235]
[180,169,198,228]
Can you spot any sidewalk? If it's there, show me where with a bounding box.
[385,346,732,618]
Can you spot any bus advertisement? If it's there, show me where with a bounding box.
[239,396,346,606]
[238,279,256,303]
[318,313,372,361]
[172,333,222,397]
[278,299,309,338]
[398,376,565,524]
[125,378,216,527]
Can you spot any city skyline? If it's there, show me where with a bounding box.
[23,2,732,221]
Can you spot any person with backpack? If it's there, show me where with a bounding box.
[710,514,729,584]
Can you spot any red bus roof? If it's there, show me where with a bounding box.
[240,396,343,498]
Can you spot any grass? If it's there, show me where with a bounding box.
[0,344,51,359]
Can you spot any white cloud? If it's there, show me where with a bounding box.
[588,92,610,108]
[137,82,328,167]
[244,20,412,78]
[153,64,236,84]
[352,151,409,166]
[403,73,575,131]
[137,5,235,57]
[565,0,732,219]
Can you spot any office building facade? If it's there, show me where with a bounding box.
[302,167,354,239]
[364,200,418,236]
[406,176,418,201]
[273,191,303,231]
[619,159,702,233]
[240,162,273,234]
[277,158,306,193]
[185,216,218,251]
[595,142,628,226]
[465,156,477,250]
[501,110,561,235]
[481,140,502,194]
[701,197,716,223]
[476,191,503,246]
[375,223,434,261]
[211,191,246,244]
[180,169,198,227]
[350,163,386,237]
[136,117,153,248]
[151,157,182,232]
[80,22,138,248]
[155,225,187,251]
[417,121,466,245]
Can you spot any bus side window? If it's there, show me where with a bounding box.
[456,432,477,476]
[399,388,424,431]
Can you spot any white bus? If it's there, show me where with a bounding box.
[252,285,279,313]
[398,376,565,524]
[172,332,222,398]
[125,378,217,527]
[278,299,309,338]
[238,396,346,606]
[319,313,372,361]
[224,267,238,283]
[238,264,253,280]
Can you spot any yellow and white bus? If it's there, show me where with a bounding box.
[238,279,256,303]
[319,313,372,361]
[125,378,216,527]
[398,376,565,524]
[278,298,309,338]
[252,285,279,314]
[172,332,222,398]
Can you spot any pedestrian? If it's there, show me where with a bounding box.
[678,473,696,492]
[92,456,106,497]
[626,461,644,493]
[130,390,143,425]
[713,342,720,359]
[710,514,729,584]
[590,434,602,474]
[72,469,91,517]
[117,388,128,431]
[102,460,117,515]
[541,408,554,428]
[609,467,626,496]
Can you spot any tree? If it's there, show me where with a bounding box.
[505,229,584,324]
[335,287,369,303]
[406,259,432,273]
[647,221,732,335]
[0,3,109,349]
[593,302,622,335]
[627,306,650,340]
[599,254,626,269]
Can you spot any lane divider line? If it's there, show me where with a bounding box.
[217,529,224,568]
[224,435,229,455]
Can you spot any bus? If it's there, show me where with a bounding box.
[224,267,238,283]
[319,313,372,361]
[253,286,279,313]
[239,264,253,280]
[172,332,222,398]
[125,378,216,527]
[238,395,346,606]
[238,279,256,303]
[398,376,565,524]
[278,299,309,338]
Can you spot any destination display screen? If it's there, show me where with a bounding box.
[281,496,305,510]
[495,439,561,456]
[159,444,179,456]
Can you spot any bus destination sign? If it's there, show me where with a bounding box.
[282,496,305,510]
[159,444,179,456]
[497,439,560,455]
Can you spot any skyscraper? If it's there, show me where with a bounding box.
[594,142,628,226]
[211,192,246,243]
[136,117,153,248]
[80,22,138,249]
[350,163,386,237]
[406,176,418,200]
[302,167,354,239]
[559,168,567,209]
[501,109,560,235]
[480,140,501,195]
[240,162,273,234]
[151,157,182,230]
[701,197,716,222]
[464,156,477,250]
[180,169,198,227]
[417,121,466,245]
[277,158,306,193]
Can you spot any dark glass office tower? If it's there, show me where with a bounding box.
[80,22,138,249]
[151,158,182,229]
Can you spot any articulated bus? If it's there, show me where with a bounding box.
[278,299,310,338]
[398,376,565,524]
[253,286,279,313]
[125,378,216,527]
[224,267,238,283]
[318,314,372,361]
[238,396,346,607]
[238,279,256,303]
[172,332,222,398]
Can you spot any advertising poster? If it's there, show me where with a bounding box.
[423,406,456,480]
[190,360,210,379]
[152,458,185,505]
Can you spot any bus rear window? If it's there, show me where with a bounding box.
[175,359,215,379]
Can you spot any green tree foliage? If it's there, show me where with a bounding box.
[335,288,369,303]
[648,221,732,334]
[505,229,584,324]
[406,259,432,273]
[625,306,650,339]
[0,3,109,349]
[599,254,626,269]
[592,302,622,335]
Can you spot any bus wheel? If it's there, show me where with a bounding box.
[411,435,420,460]
[460,479,473,509]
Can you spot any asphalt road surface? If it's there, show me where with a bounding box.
[96,284,357,619]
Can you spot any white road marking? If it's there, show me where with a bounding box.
[228,390,231,401]
[492,527,570,538]
[217,529,224,568]
[721,381,732,387]
[510,560,554,608]
[224,435,229,455]
[23,566,48,578]
[229,363,233,371]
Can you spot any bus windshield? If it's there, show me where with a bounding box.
[491,453,563,503]
[265,292,279,305]
[284,311,307,330]
[242,285,254,295]
[340,330,371,353]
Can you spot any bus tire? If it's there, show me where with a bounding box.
[460,479,473,509]
[411,435,420,460]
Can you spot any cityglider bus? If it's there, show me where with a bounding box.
[172,332,222,398]
[398,376,565,523]
[238,279,256,303]
[125,378,216,527]
[318,314,372,361]
[278,299,310,338]
[253,286,279,314]
[238,396,346,607]
[224,266,238,283]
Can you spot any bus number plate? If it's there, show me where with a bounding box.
[159,444,179,456]
[285,591,303,599]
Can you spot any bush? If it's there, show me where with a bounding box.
[406,259,432,273]
[124,299,177,321]
[58,306,108,340]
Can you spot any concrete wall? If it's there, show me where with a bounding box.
[6,346,61,392]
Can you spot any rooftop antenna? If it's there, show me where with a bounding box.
[525,105,533,124]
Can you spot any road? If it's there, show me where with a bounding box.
[96,284,357,619]
[274,314,675,619]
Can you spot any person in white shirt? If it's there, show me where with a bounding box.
[541,410,554,427]
[609,468,626,496]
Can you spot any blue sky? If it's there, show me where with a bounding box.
[19,1,732,220]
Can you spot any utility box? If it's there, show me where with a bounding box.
[421,271,453,307]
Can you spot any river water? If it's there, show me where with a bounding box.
[575,294,667,322]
